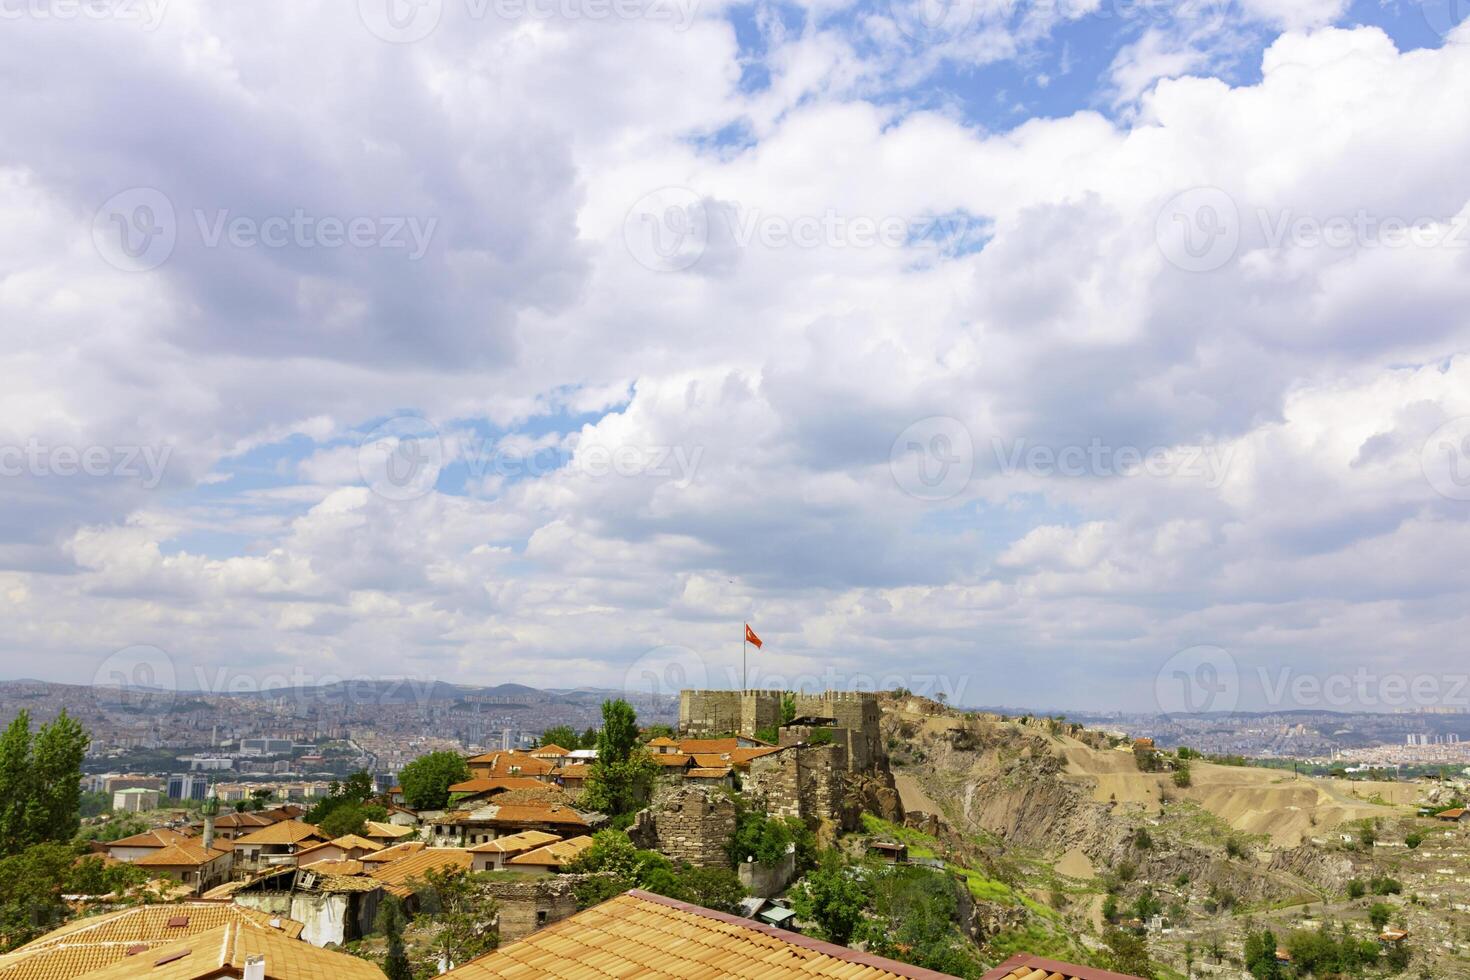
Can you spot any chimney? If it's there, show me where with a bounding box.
[243,955,265,980]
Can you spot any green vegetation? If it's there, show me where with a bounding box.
[728,807,814,870]
[409,867,499,971]
[374,894,412,980]
[308,771,387,837]
[565,829,744,913]
[789,851,869,946]
[0,710,89,855]
[398,751,472,810]
[581,700,658,819]
[537,726,587,750]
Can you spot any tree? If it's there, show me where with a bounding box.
[1405,830,1425,849]
[398,751,471,810]
[859,865,981,976]
[412,867,498,970]
[538,726,581,751]
[789,851,869,946]
[583,700,657,817]
[375,894,413,980]
[1101,928,1155,979]
[1370,903,1392,930]
[0,710,89,857]
[1244,930,1284,980]
[319,802,387,838]
[780,693,797,725]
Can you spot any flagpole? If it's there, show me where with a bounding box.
[742,624,747,691]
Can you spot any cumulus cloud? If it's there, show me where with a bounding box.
[1,0,1468,710]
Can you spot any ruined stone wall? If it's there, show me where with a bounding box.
[792,691,885,771]
[648,786,737,868]
[480,875,584,942]
[745,744,846,825]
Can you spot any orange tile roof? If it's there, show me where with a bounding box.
[676,738,741,754]
[485,804,588,826]
[363,821,415,840]
[231,820,323,847]
[466,831,561,855]
[466,752,556,777]
[296,835,383,857]
[440,890,958,978]
[651,754,693,768]
[301,857,367,875]
[359,841,426,865]
[531,744,570,756]
[448,777,548,795]
[134,841,233,868]
[728,746,785,767]
[70,921,387,980]
[685,767,733,778]
[646,737,679,747]
[367,848,473,897]
[691,753,729,768]
[507,835,594,868]
[979,954,1147,980]
[106,829,192,849]
[0,904,303,980]
[1435,807,1467,818]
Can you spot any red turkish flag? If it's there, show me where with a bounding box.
[744,624,763,649]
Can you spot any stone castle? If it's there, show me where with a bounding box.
[678,688,886,772]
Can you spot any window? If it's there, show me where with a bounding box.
[536,910,548,926]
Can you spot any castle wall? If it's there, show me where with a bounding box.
[678,689,782,737]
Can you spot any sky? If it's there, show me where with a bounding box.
[2,0,1470,714]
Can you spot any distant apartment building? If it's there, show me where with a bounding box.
[112,787,161,812]
[168,772,210,801]
[240,737,295,756]
[187,755,234,771]
[85,773,165,794]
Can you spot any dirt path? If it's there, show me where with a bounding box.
[896,771,943,816]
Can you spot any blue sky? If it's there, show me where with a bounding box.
[2,0,1470,712]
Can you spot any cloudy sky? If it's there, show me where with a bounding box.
[2,0,1469,712]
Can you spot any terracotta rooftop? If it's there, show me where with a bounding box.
[530,744,570,756]
[134,841,233,868]
[676,738,742,754]
[70,921,387,980]
[686,767,734,778]
[651,754,694,767]
[368,848,473,897]
[507,835,594,867]
[359,841,426,864]
[0,904,302,980]
[467,830,561,855]
[440,889,959,978]
[466,752,557,777]
[646,737,679,747]
[979,954,1146,980]
[297,835,383,856]
[299,859,366,876]
[363,821,415,839]
[106,829,192,849]
[448,776,548,795]
[231,819,324,847]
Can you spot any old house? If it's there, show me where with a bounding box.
[429,803,591,847]
[231,820,326,874]
[505,835,595,875]
[468,830,560,871]
[135,840,234,894]
[465,751,557,781]
[105,828,195,864]
[228,865,385,947]
[295,834,384,866]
